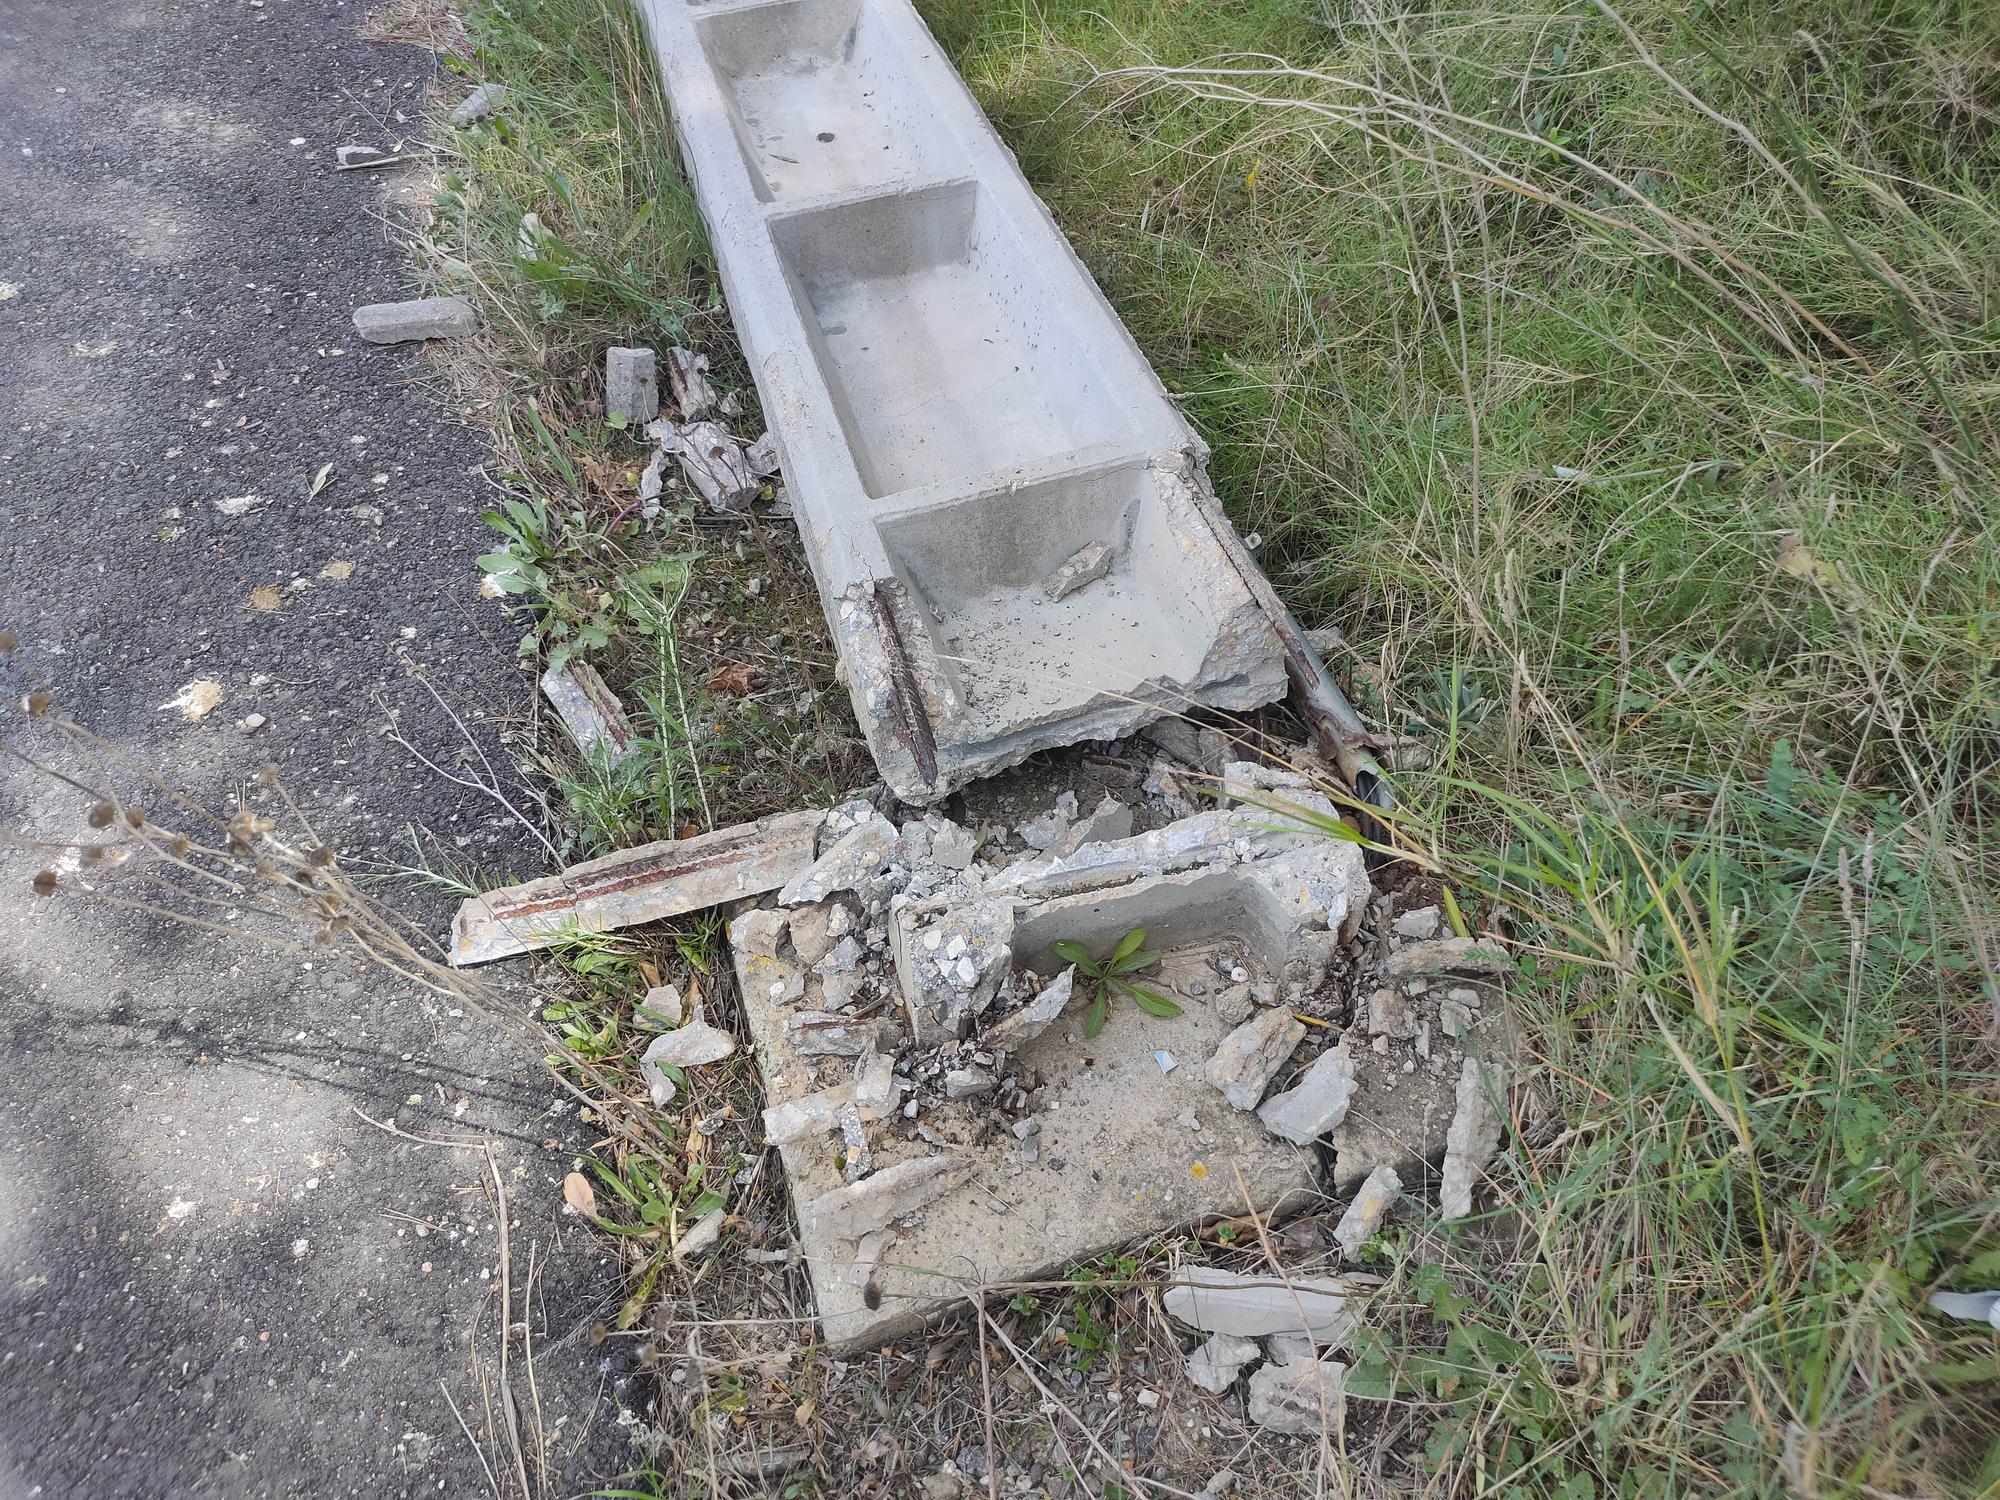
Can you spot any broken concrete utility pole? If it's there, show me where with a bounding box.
[635,0,1290,803]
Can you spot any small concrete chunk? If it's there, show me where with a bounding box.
[633,984,683,1030]
[540,660,640,766]
[353,296,477,345]
[1386,936,1510,978]
[787,902,837,966]
[1334,1164,1401,1261]
[808,1156,970,1241]
[672,1206,726,1263]
[1246,1357,1347,1435]
[1043,541,1113,601]
[982,967,1075,1051]
[1163,1266,1362,1341]
[780,813,898,905]
[763,1087,851,1145]
[1016,791,1078,851]
[928,817,978,870]
[1257,1041,1358,1144]
[852,1050,899,1119]
[605,346,659,426]
[787,1011,871,1058]
[1392,905,1442,940]
[448,82,504,126]
[901,900,1014,1032]
[1439,1056,1506,1219]
[642,1016,736,1071]
[1052,795,1134,857]
[732,907,788,959]
[943,1067,996,1100]
[1204,1007,1305,1111]
[1184,1332,1261,1394]
[1365,987,1414,1039]
[646,416,757,513]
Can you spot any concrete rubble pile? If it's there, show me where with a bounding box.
[430,0,1527,1436]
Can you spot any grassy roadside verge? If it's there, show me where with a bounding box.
[407,0,1998,1495]
[928,1,2000,1495]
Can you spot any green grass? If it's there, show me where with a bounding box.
[921,1,2000,1494]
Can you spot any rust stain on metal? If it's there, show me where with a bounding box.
[869,581,939,789]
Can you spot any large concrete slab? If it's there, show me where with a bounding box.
[723,779,1371,1349]
[638,0,1288,800]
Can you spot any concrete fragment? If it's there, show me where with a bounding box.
[605,346,659,426]
[1184,1332,1261,1394]
[539,660,640,765]
[745,430,781,477]
[732,907,788,959]
[1386,937,1510,978]
[1051,795,1133,857]
[448,83,504,126]
[1929,1290,2000,1328]
[852,1050,899,1119]
[806,1156,971,1241]
[816,935,863,974]
[942,1067,995,1100]
[648,418,757,514]
[664,346,717,419]
[928,817,977,870]
[763,1087,851,1145]
[981,967,1074,1051]
[780,813,898,906]
[1365,987,1414,1039]
[1333,1165,1400,1261]
[639,1056,677,1109]
[634,0,1291,802]
[1246,1357,1347,1436]
[1213,984,1254,1026]
[334,144,401,170]
[895,899,1014,1034]
[787,903,837,966]
[1042,540,1112,601]
[352,296,477,345]
[1438,1056,1506,1219]
[1391,905,1442,940]
[672,1206,726,1263]
[633,984,684,1030]
[642,1017,736,1071]
[1163,1267,1363,1341]
[786,1011,871,1058]
[1015,791,1078,851]
[452,809,823,965]
[1257,1041,1357,1144]
[1205,1008,1305,1111]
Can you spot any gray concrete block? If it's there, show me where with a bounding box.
[635,0,1288,800]
[605,346,659,425]
[352,296,477,345]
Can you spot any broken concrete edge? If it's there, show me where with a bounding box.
[447,807,825,966]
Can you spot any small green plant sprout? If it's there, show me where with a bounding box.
[1049,927,1181,1038]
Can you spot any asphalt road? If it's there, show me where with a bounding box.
[0,2,629,1494]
